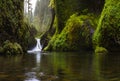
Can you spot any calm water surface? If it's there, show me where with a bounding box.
[0,51,120,81]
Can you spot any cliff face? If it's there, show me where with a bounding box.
[0,0,36,54]
[93,0,120,51]
[55,0,104,33]
[45,14,95,51]
[42,0,105,51]
[0,0,24,42]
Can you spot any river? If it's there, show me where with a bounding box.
[0,51,119,81]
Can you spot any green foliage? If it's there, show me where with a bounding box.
[45,13,95,51]
[93,0,120,51]
[0,0,36,54]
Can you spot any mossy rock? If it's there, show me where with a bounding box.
[2,40,23,55]
[54,0,104,33]
[45,14,95,51]
[93,0,120,51]
[95,46,108,54]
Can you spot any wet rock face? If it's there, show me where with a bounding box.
[93,0,120,51]
[42,0,104,51]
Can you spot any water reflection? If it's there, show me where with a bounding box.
[0,52,120,81]
[25,52,41,81]
[39,52,120,81]
[93,53,120,81]
[43,52,96,81]
[35,52,41,67]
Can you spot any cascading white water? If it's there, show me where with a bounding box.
[27,38,42,53]
[34,38,42,51]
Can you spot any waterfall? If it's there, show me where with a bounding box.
[34,38,42,51]
[25,0,52,53]
[27,38,42,53]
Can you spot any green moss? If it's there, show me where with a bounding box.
[93,0,120,51]
[53,0,104,33]
[42,0,105,51]
[45,13,95,51]
[0,0,36,53]
[1,40,23,55]
[95,46,108,54]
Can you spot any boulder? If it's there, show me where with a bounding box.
[1,40,23,55]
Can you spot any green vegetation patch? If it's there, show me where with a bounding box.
[45,13,95,51]
[95,46,108,54]
[93,0,120,51]
[0,40,23,55]
[0,0,36,53]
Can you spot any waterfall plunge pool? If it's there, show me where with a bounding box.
[0,51,120,81]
